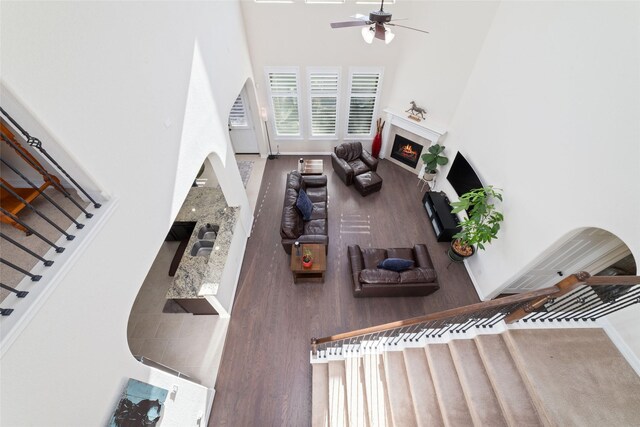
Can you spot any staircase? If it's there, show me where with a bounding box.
[312,328,640,427]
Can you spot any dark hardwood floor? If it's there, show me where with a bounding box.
[209,156,480,426]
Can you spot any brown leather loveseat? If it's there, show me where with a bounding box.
[348,244,439,297]
[331,141,378,186]
[280,171,328,254]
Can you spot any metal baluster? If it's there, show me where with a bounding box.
[0,258,41,281]
[590,296,640,320]
[0,283,28,298]
[481,307,504,328]
[0,158,84,229]
[413,322,432,341]
[405,323,421,342]
[0,132,94,218]
[552,291,607,321]
[567,287,633,320]
[0,182,75,240]
[0,107,101,208]
[428,319,449,338]
[524,296,561,322]
[0,232,54,266]
[0,207,64,252]
[474,308,497,328]
[579,288,640,320]
[535,287,591,321]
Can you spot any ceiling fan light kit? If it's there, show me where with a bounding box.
[330,0,427,44]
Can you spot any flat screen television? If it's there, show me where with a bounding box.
[447,152,483,197]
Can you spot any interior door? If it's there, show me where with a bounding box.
[229,89,259,154]
[500,228,631,294]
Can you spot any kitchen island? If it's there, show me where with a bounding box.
[166,186,241,315]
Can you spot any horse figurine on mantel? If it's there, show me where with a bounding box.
[406,101,427,120]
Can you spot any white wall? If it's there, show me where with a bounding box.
[437,2,640,350]
[0,1,254,425]
[241,1,498,153]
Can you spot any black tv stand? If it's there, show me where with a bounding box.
[422,191,461,242]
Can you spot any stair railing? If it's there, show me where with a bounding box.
[311,272,640,359]
[0,106,103,317]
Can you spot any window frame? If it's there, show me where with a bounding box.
[265,66,303,140]
[344,67,384,140]
[306,67,341,140]
[228,92,251,130]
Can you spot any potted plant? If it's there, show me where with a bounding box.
[420,144,448,181]
[302,247,313,268]
[448,186,504,262]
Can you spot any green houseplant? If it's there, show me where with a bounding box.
[420,144,448,180]
[449,186,504,261]
[302,247,313,268]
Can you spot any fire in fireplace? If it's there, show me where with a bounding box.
[390,135,423,168]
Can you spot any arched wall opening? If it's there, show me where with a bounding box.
[496,226,636,297]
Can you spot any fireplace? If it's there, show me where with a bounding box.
[390,135,423,169]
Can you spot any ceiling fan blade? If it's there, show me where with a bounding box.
[331,20,371,29]
[387,23,430,34]
[350,14,369,21]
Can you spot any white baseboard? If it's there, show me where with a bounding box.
[463,260,490,301]
[600,318,640,377]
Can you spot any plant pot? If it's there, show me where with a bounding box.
[302,258,313,269]
[423,170,437,182]
[448,240,475,262]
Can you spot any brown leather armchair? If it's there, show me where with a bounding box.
[331,142,378,186]
[348,244,439,297]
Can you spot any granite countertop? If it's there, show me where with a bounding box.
[165,186,240,299]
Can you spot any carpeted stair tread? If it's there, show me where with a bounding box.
[345,357,369,427]
[362,353,393,427]
[449,339,508,427]
[425,344,474,426]
[474,334,545,427]
[506,328,640,427]
[312,363,329,427]
[383,351,419,427]
[402,348,444,427]
[328,360,349,427]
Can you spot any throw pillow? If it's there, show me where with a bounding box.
[377,258,415,272]
[295,188,313,221]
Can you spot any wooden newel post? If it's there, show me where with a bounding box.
[311,338,318,357]
[504,272,591,324]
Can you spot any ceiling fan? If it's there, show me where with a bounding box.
[330,0,429,45]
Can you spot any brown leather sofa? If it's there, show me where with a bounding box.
[280,171,328,254]
[331,141,378,186]
[348,244,439,297]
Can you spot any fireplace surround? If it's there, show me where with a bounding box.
[380,108,447,174]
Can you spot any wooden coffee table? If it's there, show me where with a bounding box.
[290,243,327,284]
[298,159,323,175]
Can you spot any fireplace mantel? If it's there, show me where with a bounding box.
[380,107,447,174]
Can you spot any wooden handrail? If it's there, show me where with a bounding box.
[312,287,558,346]
[312,272,640,350]
[585,275,640,285]
[504,272,591,323]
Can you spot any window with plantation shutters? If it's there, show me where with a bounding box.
[229,94,248,128]
[346,69,383,137]
[266,68,301,138]
[308,69,340,138]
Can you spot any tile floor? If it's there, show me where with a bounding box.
[126,154,266,388]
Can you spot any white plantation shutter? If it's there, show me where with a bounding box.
[347,70,382,137]
[309,70,339,137]
[229,95,248,128]
[266,69,301,137]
